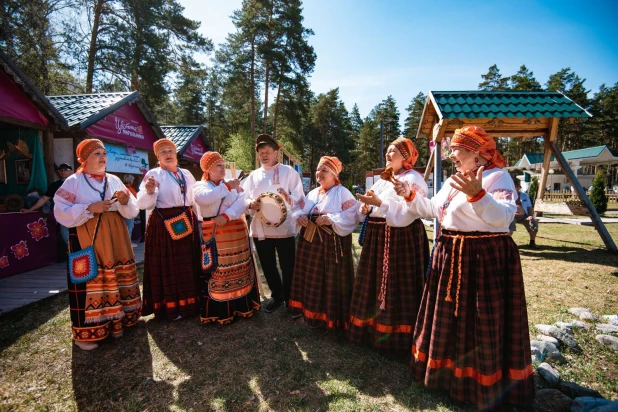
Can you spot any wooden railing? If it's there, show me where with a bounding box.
[540,190,618,203]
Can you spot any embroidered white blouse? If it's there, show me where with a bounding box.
[193,180,247,221]
[399,167,516,232]
[292,184,359,236]
[360,169,429,227]
[54,173,139,228]
[241,163,305,239]
[136,167,197,211]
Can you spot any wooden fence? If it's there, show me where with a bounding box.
[541,189,618,203]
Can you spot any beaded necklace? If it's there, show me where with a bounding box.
[83,174,108,201]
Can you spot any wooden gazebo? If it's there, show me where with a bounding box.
[417,90,616,252]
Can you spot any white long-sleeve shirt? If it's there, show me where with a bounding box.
[241,163,304,239]
[293,184,359,236]
[136,167,197,212]
[193,180,247,221]
[360,169,428,227]
[399,168,516,232]
[53,173,139,228]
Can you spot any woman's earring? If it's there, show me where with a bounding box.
[474,156,480,168]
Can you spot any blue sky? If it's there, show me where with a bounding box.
[183,0,618,126]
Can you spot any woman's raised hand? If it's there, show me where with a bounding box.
[88,200,113,214]
[394,181,411,198]
[356,190,382,207]
[145,176,158,195]
[450,166,484,197]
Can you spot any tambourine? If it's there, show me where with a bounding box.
[256,192,287,227]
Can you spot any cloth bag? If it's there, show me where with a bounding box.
[68,213,103,284]
[201,197,224,274]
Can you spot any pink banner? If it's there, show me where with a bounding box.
[85,103,158,150]
[0,71,49,126]
[183,135,207,161]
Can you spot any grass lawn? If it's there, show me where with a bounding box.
[1,223,617,411]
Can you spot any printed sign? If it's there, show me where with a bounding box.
[104,143,149,174]
[85,102,158,150]
[183,137,207,161]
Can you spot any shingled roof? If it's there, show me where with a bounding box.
[0,50,68,129]
[429,91,590,119]
[160,125,205,155]
[47,91,165,139]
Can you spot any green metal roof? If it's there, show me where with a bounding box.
[160,125,203,154]
[47,92,136,128]
[520,146,614,165]
[431,91,590,119]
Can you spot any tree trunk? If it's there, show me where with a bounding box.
[250,36,256,166]
[272,81,282,138]
[86,0,105,93]
[262,2,274,133]
[131,5,142,91]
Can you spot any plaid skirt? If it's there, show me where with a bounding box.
[142,207,201,320]
[347,217,429,351]
[199,218,260,325]
[68,212,141,342]
[410,229,534,410]
[289,216,354,332]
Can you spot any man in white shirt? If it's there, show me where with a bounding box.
[242,134,304,313]
[509,180,539,248]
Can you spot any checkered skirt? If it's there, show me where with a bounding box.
[142,207,201,320]
[410,229,534,410]
[347,217,429,351]
[288,217,354,332]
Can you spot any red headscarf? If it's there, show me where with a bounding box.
[153,138,177,157]
[449,126,505,168]
[200,151,224,180]
[391,137,419,170]
[75,138,105,173]
[318,156,343,185]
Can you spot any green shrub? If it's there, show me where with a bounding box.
[589,171,608,215]
[528,176,539,207]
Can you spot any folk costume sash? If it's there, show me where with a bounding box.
[156,170,194,240]
[201,182,224,274]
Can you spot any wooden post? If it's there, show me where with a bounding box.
[549,141,617,252]
[537,118,558,202]
[42,129,55,183]
[432,121,446,242]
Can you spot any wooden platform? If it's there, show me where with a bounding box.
[0,243,145,315]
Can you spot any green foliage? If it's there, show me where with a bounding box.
[589,170,608,215]
[478,64,510,91]
[528,176,539,207]
[224,131,255,173]
[510,65,542,91]
[403,92,429,166]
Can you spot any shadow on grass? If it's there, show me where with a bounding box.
[0,289,68,352]
[141,308,468,411]
[519,244,618,266]
[71,319,175,411]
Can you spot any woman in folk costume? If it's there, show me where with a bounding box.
[288,156,357,331]
[390,126,534,410]
[54,139,141,350]
[137,138,200,320]
[348,137,429,351]
[193,152,261,324]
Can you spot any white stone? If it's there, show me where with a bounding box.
[537,362,560,387]
[602,314,618,321]
[580,311,599,321]
[537,335,560,346]
[596,334,618,351]
[596,324,618,334]
[569,307,590,316]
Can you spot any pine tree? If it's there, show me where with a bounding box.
[589,170,608,215]
[546,68,591,152]
[478,64,510,91]
[173,55,207,125]
[403,92,429,166]
[510,65,542,91]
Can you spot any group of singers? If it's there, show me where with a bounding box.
[53,126,534,410]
